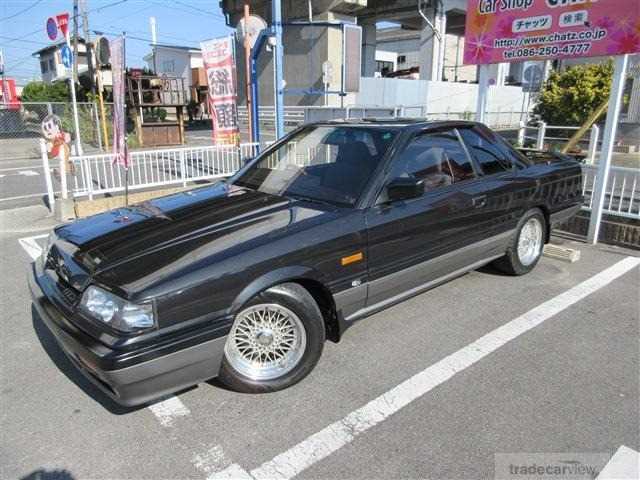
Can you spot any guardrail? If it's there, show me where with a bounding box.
[581,164,639,220]
[42,141,262,203]
[520,121,600,163]
[237,105,528,130]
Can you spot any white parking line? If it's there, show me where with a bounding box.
[18,233,49,260]
[192,445,235,477]
[148,396,191,427]
[0,165,43,172]
[211,256,640,480]
[0,192,59,202]
[17,170,40,176]
[597,446,640,480]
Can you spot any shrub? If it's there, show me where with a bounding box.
[533,62,613,126]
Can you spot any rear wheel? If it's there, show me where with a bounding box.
[219,283,325,393]
[493,209,546,275]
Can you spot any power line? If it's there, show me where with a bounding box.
[0,0,44,22]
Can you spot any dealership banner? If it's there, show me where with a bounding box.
[464,0,640,65]
[111,36,128,168]
[201,36,240,145]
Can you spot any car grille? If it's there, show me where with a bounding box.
[45,247,81,306]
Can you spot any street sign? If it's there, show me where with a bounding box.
[522,63,544,93]
[56,13,70,39]
[46,17,58,41]
[236,14,267,50]
[95,36,111,66]
[60,44,73,68]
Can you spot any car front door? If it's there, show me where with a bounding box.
[363,127,500,310]
[457,125,536,239]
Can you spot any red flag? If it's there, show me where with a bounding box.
[111,36,129,168]
[200,36,240,145]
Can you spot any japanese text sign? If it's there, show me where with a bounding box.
[464,0,640,65]
[56,13,70,40]
[111,36,128,168]
[200,36,240,145]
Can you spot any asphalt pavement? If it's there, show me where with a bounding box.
[1,204,638,480]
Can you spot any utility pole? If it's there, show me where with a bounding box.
[272,0,284,140]
[0,49,6,105]
[73,0,79,83]
[80,0,95,93]
[150,16,157,73]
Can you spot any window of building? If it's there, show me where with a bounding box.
[40,61,48,73]
[458,126,514,175]
[391,129,476,191]
[397,55,406,64]
[48,58,55,71]
[162,60,175,73]
[375,60,394,75]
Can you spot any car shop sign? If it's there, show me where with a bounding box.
[464,0,640,64]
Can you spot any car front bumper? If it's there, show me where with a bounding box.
[29,262,228,407]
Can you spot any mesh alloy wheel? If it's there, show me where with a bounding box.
[517,217,543,266]
[224,303,307,382]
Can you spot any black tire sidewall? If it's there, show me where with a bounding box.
[219,283,325,393]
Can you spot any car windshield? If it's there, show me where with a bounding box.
[234,125,398,207]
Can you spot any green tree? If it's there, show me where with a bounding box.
[534,62,613,126]
[20,81,71,102]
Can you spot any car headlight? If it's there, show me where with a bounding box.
[80,286,155,332]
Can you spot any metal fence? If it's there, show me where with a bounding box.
[237,104,528,132]
[520,121,600,162]
[43,142,262,202]
[581,164,639,219]
[0,102,109,160]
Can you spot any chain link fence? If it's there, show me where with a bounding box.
[0,102,111,161]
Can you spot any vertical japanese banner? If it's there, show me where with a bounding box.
[200,36,240,145]
[111,36,128,167]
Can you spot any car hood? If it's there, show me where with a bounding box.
[55,183,340,292]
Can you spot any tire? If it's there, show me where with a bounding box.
[493,208,546,276]
[219,282,325,393]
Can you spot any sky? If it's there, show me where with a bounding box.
[1,0,232,84]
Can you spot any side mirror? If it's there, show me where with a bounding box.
[386,176,425,202]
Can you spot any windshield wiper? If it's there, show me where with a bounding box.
[287,193,337,207]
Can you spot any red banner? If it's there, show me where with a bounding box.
[200,36,240,145]
[111,36,128,168]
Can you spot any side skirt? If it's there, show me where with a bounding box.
[343,254,504,323]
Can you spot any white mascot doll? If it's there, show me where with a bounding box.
[41,114,75,175]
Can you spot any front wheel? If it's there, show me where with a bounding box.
[493,209,546,275]
[219,283,325,393]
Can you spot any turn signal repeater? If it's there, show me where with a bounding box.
[341,252,363,266]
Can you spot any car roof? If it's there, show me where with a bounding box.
[310,118,480,130]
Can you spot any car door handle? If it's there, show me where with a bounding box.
[472,195,487,208]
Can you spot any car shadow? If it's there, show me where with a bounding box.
[20,468,76,480]
[31,305,139,415]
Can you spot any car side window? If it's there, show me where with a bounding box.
[458,126,514,175]
[391,129,476,192]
